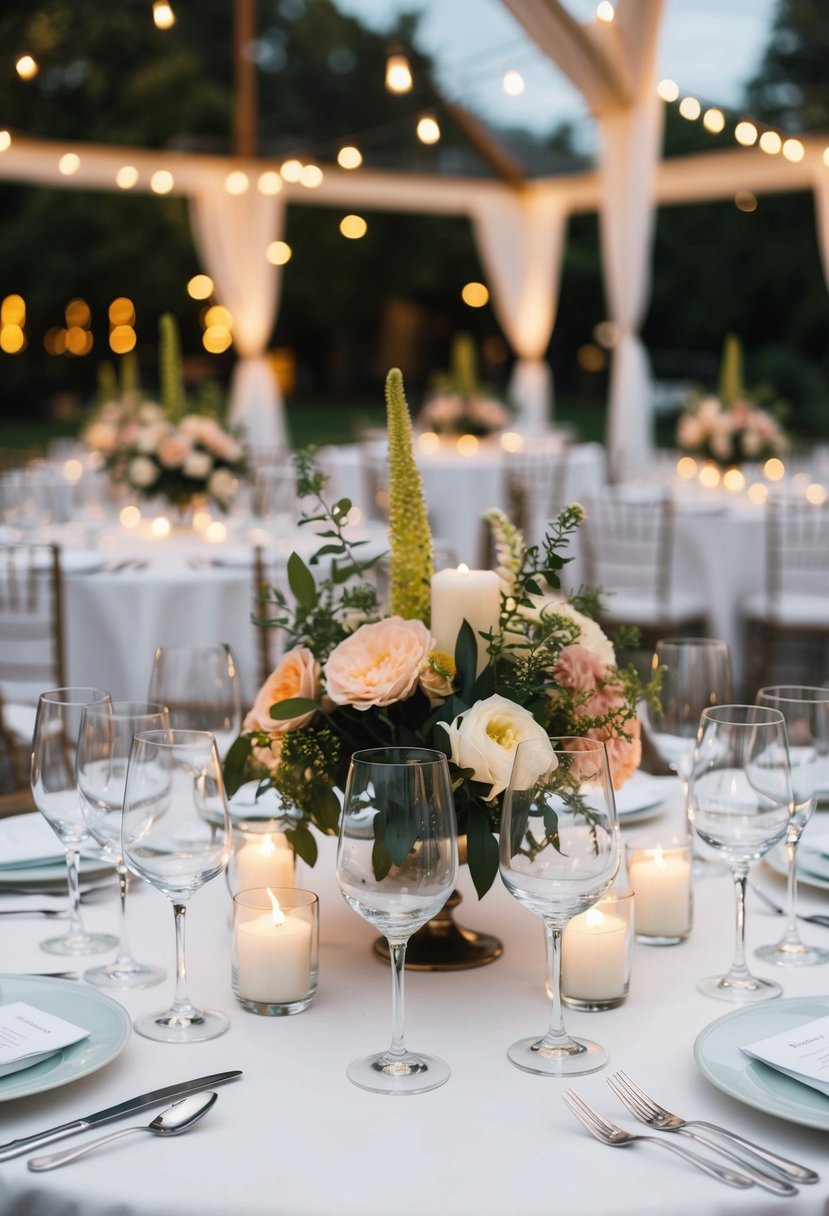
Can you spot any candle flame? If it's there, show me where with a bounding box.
[267,887,285,926]
[258,833,276,857]
[653,846,666,870]
[585,907,604,929]
[457,563,470,575]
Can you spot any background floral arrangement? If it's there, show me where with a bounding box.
[418,332,512,437]
[83,314,246,511]
[225,368,647,898]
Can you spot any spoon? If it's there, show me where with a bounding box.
[27,1091,218,1171]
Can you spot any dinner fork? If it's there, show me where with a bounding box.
[749,880,829,928]
[606,1071,818,1185]
[561,1090,753,1188]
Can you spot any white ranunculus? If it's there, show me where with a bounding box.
[207,467,238,503]
[128,455,159,487]
[183,450,213,479]
[439,693,554,800]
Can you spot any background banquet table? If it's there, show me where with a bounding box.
[3,786,829,1216]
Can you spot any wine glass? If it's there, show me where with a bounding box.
[30,687,118,956]
[641,638,732,840]
[148,643,242,759]
[121,729,232,1042]
[336,747,458,1094]
[76,700,169,988]
[690,705,792,1001]
[755,686,829,967]
[500,737,620,1076]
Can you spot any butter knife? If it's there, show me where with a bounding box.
[0,1070,242,1162]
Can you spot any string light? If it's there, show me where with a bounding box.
[502,69,524,96]
[416,115,441,145]
[595,2,615,22]
[265,241,292,265]
[657,79,679,103]
[0,132,10,152]
[385,53,412,94]
[299,164,323,188]
[187,274,214,300]
[735,190,757,212]
[461,282,489,308]
[280,159,303,183]
[15,55,38,81]
[734,121,758,146]
[59,153,80,175]
[759,130,782,154]
[153,1,176,30]
[150,169,174,193]
[340,214,367,239]
[224,170,249,194]
[678,96,701,121]
[257,171,282,194]
[782,137,804,162]
[116,165,139,189]
[702,108,725,133]
[337,146,363,170]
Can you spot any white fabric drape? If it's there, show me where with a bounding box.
[189,181,287,455]
[470,189,567,435]
[812,173,829,296]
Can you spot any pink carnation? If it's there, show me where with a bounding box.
[552,644,607,693]
[324,616,433,710]
[244,646,320,735]
[589,717,642,789]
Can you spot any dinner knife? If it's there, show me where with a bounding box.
[0,1069,242,1162]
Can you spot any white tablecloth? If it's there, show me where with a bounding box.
[3,787,829,1216]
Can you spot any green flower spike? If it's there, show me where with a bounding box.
[159,312,185,422]
[385,367,434,624]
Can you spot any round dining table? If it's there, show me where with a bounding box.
[2,783,829,1216]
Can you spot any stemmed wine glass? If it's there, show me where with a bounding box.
[500,738,620,1076]
[755,686,829,967]
[690,705,792,1001]
[76,700,169,988]
[122,729,232,1042]
[30,687,118,956]
[641,638,732,841]
[336,747,458,1094]
[148,643,242,759]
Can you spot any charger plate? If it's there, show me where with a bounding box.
[694,996,829,1130]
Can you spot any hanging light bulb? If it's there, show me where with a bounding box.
[15,54,39,81]
[153,0,176,30]
[416,114,441,145]
[385,52,412,94]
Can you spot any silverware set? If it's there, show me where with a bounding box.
[0,882,115,917]
[564,1071,818,1192]
[749,879,829,928]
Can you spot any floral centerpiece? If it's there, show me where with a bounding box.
[83,314,246,513]
[225,369,646,898]
[418,333,512,437]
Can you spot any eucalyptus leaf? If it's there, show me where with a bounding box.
[466,802,499,898]
[269,697,320,721]
[222,734,252,797]
[287,552,318,609]
[286,822,318,868]
[455,619,478,702]
[372,812,393,882]
[384,796,420,866]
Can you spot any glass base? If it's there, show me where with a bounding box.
[755,939,829,968]
[84,960,166,990]
[507,1035,609,1077]
[697,973,783,1002]
[346,1050,450,1095]
[235,993,313,1016]
[562,991,628,1011]
[133,1006,230,1043]
[636,932,689,947]
[40,930,118,957]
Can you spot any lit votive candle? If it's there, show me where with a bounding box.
[430,564,500,674]
[228,823,295,895]
[232,887,318,1015]
[561,890,634,1010]
[626,835,692,945]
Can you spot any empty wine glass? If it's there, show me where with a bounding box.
[148,643,242,759]
[642,638,732,840]
[76,701,169,989]
[690,705,792,1002]
[337,747,458,1094]
[30,687,118,956]
[122,729,232,1042]
[755,686,829,967]
[500,738,620,1076]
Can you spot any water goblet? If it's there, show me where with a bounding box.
[122,729,232,1042]
[500,737,620,1076]
[755,685,829,967]
[76,700,169,988]
[690,705,792,1001]
[30,687,118,956]
[148,643,242,759]
[336,747,458,1094]
[641,638,732,840]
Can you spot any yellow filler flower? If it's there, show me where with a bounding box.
[385,367,434,623]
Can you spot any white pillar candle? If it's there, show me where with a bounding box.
[235,903,312,1004]
[562,905,628,1001]
[628,845,692,939]
[234,832,294,893]
[430,565,501,674]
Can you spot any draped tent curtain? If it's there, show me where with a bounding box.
[469,189,568,435]
[188,181,287,454]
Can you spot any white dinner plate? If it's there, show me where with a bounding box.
[0,856,114,892]
[764,843,829,892]
[615,773,676,821]
[207,547,255,568]
[0,975,131,1102]
[49,549,107,575]
[694,996,829,1130]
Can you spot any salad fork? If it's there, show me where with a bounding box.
[561,1090,753,1188]
[749,880,829,928]
[606,1071,817,1185]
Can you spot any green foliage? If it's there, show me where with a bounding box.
[158,313,184,422]
[385,369,433,623]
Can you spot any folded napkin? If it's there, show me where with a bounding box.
[0,1002,90,1079]
[742,1014,829,1098]
[0,815,64,870]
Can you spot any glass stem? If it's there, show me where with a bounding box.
[113,861,134,968]
[782,834,804,947]
[169,902,197,1019]
[541,919,577,1050]
[64,846,85,939]
[387,940,408,1059]
[726,866,752,981]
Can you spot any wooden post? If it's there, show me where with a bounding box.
[234,0,257,157]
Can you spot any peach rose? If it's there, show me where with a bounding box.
[552,644,607,693]
[590,717,642,789]
[244,646,320,735]
[157,435,192,468]
[324,617,433,710]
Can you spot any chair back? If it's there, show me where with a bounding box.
[582,492,673,609]
[504,444,571,542]
[0,543,66,707]
[252,547,286,687]
[766,498,829,611]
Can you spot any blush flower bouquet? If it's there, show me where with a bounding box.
[418,332,511,437]
[225,369,647,897]
[676,394,787,465]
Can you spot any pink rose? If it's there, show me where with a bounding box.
[552,644,607,693]
[590,717,642,789]
[324,616,433,710]
[157,435,191,468]
[244,646,320,735]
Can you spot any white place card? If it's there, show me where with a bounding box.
[0,1002,90,1079]
[0,814,63,870]
[741,1014,829,1097]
